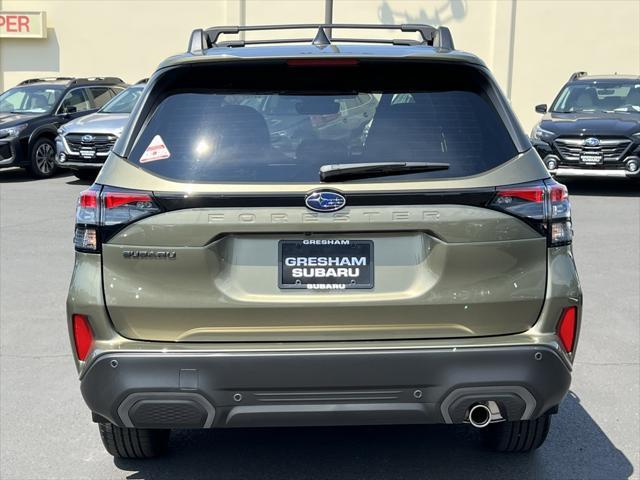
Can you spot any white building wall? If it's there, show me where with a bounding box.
[1,0,638,130]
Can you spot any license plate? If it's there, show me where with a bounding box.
[80,148,96,158]
[580,153,603,164]
[279,240,373,290]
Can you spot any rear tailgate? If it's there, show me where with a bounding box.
[102,198,547,342]
[99,57,548,342]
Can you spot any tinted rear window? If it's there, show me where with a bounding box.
[128,61,518,183]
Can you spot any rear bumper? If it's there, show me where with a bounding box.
[80,344,571,430]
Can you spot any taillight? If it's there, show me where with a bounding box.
[75,186,100,252]
[74,185,161,252]
[101,190,159,226]
[557,307,578,353]
[77,187,98,221]
[547,182,572,245]
[72,314,93,361]
[490,179,572,246]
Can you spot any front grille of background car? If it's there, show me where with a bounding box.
[65,133,117,153]
[553,137,632,167]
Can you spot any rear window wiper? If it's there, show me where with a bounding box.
[319,162,450,182]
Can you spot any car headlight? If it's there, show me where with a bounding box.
[57,125,68,135]
[0,123,28,139]
[113,127,124,137]
[531,125,555,142]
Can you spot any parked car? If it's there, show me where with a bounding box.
[55,80,147,180]
[239,92,377,157]
[531,72,640,180]
[67,24,581,458]
[0,77,126,178]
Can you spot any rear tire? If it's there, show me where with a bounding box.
[73,169,98,181]
[98,422,170,458]
[483,414,551,452]
[26,137,57,178]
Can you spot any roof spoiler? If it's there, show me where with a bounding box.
[187,23,455,54]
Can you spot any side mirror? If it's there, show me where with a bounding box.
[535,104,548,114]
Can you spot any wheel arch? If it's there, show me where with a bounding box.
[28,126,58,155]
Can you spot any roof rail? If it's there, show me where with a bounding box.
[188,23,454,54]
[18,77,74,86]
[68,77,126,86]
[569,71,588,82]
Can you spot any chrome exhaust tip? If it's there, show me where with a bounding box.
[467,401,504,428]
[468,403,492,428]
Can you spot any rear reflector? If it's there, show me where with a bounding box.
[557,307,577,353]
[72,314,93,361]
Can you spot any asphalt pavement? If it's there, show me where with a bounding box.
[0,168,638,480]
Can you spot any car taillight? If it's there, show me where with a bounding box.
[490,179,572,246]
[547,182,572,245]
[72,314,94,361]
[557,306,578,353]
[101,190,159,226]
[74,185,161,252]
[75,186,100,251]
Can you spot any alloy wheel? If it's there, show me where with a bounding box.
[35,143,55,175]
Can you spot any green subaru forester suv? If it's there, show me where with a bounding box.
[67,24,582,458]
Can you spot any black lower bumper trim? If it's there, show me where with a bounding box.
[80,345,572,429]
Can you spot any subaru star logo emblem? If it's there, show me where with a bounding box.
[81,134,94,143]
[584,137,600,147]
[305,191,346,212]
